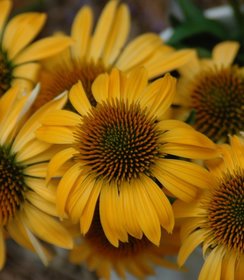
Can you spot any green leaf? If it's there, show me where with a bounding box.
[167,20,227,45]
[176,0,205,22]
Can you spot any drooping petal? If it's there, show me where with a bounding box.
[80,179,103,235]
[198,247,223,280]
[56,163,82,217]
[141,174,174,232]
[22,203,73,249]
[178,229,205,266]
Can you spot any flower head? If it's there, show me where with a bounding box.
[37,67,219,248]
[0,85,73,269]
[0,0,72,95]
[31,0,193,112]
[173,135,244,280]
[173,41,244,142]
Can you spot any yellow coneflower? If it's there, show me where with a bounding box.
[36,67,219,247]
[172,41,244,143]
[173,135,244,280]
[0,0,72,95]
[0,85,73,269]
[69,209,181,280]
[31,0,193,112]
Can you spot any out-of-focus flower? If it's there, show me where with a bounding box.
[0,0,72,95]
[173,135,244,280]
[69,209,181,280]
[36,67,218,247]
[0,85,73,269]
[172,41,244,143]
[31,0,194,112]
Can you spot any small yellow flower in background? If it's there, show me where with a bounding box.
[31,0,194,112]
[0,0,72,95]
[173,135,244,280]
[69,210,181,280]
[172,41,244,143]
[0,85,73,269]
[36,67,219,248]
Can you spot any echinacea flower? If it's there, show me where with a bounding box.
[0,85,73,269]
[0,0,72,95]
[69,209,181,280]
[31,0,193,112]
[172,41,244,143]
[173,135,244,280]
[36,67,219,248]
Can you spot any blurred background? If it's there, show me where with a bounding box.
[1,0,230,279]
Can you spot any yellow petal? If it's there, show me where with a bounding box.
[56,163,82,217]
[25,178,56,203]
[36,126,75,144]
[221,252,236,280]
[133,179,161,246]
[144,49,196,79]
[87,0,118,62]
[25,162,48,178]
[26,192,57,216]
[12,91,68,153]
[16,139,51,162]
[92,72,109,103]
[69,81,92,115]
[41,109,81,126]
[116,33,163,71]
[107,68,121,101]
[212,41,240,67]
[141,174,174,232]
[199,247,223,280]
[124,67,148,104]
[71,6,93,60]
[99,184,123,247]
[147,73,176,119]
[12,62,40,85]
[0,0,12,32]
[0,85,19,123]
[119,181,143,239]
[3,13,46,59]
[80,179,102,235]
[0,229,5,269]
[14,36,73,64]
[67,174,94,223]
[23,203,73,249]
[47,147,77,182]
[159,158,215,189]
[178,229,205,266]
[102,3,130,67]
[173,199,203,218]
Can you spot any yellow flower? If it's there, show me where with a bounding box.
[173,135,244,280]
[69,210,181,280]
[0,0,72,95]
[31,0,193,112]
[172,41,243,143]
[36,67,219,248]
[0,85,73,269]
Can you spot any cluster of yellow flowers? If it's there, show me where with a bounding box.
[0,1,243,279]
